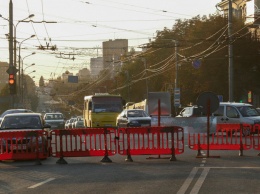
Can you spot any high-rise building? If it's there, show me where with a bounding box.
[0,62,9,91]
[90,57,103,79]
[102,39,128,69]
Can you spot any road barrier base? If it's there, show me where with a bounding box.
[100,155,112,163]
[56,157,68,164]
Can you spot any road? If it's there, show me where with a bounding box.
[0,133,260,194]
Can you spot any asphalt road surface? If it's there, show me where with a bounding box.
[0,134,260,194]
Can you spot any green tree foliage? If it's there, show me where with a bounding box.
[114,15,260,106]
[53,14,260,113]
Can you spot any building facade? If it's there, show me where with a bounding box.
[90,57,103,79]
[102,39,128,69]
[0,62,9,91]
[77,68,91,83]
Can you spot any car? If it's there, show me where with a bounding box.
[213,102,260,136]
[0,109,33,123]
[176,106,206,117]
[0,113,51,153]
[73,116,84,128]
[177,102,260,136]
[68,118,77,129]
[116,109,151,128]
[43,113,65,130]
[64,119,71,129]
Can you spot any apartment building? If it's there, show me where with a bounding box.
[90,57,103,79]
[0,62,9,91]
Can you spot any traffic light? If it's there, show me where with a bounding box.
[9,74,16,95]
[248,91,252,103]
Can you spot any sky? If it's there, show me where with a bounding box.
[0,0,220,85]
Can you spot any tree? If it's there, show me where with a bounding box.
[39,76,44,87]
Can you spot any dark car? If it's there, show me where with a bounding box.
[116,109,151,128]
[0,109,33,123]
[0,113,50,152]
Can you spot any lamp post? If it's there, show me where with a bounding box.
[21,54,35,106]
[141,58,149,99]
[13,14,34,68]
[22,67,35,106]
[22,69,36,108]
[18,35,35,94]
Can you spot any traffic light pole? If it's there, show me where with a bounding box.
[9,0,14,108]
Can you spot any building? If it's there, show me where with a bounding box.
[90,57,103,79]
[0,62,9,91]
[62,71,73,83]
[216,0,260,24]
[102,39,128,70]
[78,68,91,83]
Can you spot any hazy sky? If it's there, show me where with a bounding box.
[0,0,220,84]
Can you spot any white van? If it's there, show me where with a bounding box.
[177,102,260,135]
[213,102,260,135]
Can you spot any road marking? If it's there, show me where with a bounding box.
[177,167,198,194]
[28,178,55,189]
[190,168,210,194]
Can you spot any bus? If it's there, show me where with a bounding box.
[83,93,123,127]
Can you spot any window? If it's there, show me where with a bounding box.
[214,106,224,116]
[226,106,239,118]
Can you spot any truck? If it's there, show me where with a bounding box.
[125,92,171,116]
[125,92,172,126]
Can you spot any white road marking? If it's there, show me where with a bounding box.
[177,167,198,194]
[190,168,210,194]
[28,178,55,189]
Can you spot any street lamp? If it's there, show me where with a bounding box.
[13,14,35,68]
[18,35,35,94]
[22,67,36,107]
[19,52,36,106]
[141,58,149,99]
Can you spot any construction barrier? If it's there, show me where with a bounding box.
[50,128,117,164]
[188,124,252,156]
[0,130,49,164]
[117,126,184,161]
[252,124,260,151]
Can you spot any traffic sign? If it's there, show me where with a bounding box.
[6,66,18,74]
[174,88,181,106]
[192,59,201,69]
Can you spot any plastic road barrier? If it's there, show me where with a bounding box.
[117,126,184,162]
[188,124,252,157]
[0,130,49,163]
[50,128,117,163]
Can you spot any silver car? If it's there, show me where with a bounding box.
[116,109,151,128]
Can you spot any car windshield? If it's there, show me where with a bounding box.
[1,115,41,129]
[127,110,148,117]
[237,106,260,117]
[45,114,64,120]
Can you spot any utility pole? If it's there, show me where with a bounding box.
[175,40,178,89]
[142,58,148,99]
[173,40,180,116]
[228,0,234,102]
[9,0,14,108]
